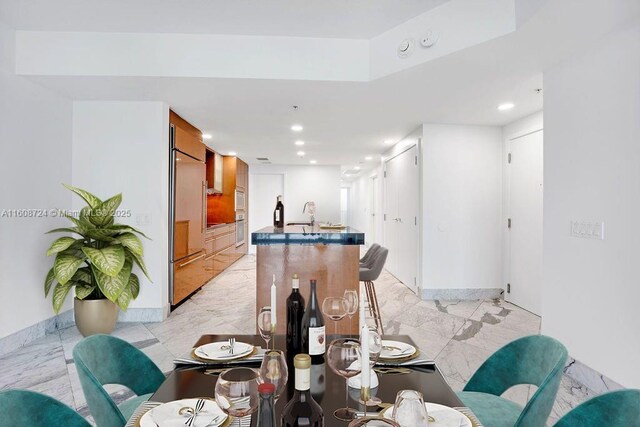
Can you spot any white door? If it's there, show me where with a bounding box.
[507,130,543,314]
[368,176,378,244]
[384,145,419,293]
[248,173,284,254]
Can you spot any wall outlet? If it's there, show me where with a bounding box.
[570,221,604,240]
[136,214,151,226]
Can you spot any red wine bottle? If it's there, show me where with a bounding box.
[273,195,284,228]
[281,354,324,427]
[301,280,325,363]
[286,274,305,359]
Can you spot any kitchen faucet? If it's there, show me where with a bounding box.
[303,201,316,225]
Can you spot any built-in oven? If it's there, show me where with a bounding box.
[235,189,246,211]
[236,212,246,247]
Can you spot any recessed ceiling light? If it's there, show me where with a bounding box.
[354,166,361,170]
[384,139,394,145]
[309,160,317,164]
[296,151,305,156]
[497,102,515,111]
[365,156,373,161]
[228,151,237,156]
[202,134,212,140]
[345,174,351,177]
[291,124,304,132]
[295,140,305,146]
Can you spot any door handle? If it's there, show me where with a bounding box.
[178,253,205,268]
[202,181,207,233]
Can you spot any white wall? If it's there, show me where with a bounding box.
[543,23,640,388]
[0,16,73,341]
[421,124,503,291]
[348,165,383,245]
[72,101,170,313]
[248,163,341,228]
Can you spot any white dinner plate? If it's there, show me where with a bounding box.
[383,402,473,427]
[380,340,417,360]
[194,341,254,361]
[139,398,227,427]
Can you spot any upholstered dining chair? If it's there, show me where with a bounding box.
[73,334,165,427]
[457,335,568,427]
[360,243,381,267]
[0,389,90,427]
[552,389,640,426]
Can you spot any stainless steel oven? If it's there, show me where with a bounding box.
[235,189,246,211]
[236,212,246,247]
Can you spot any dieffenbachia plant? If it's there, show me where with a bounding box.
[44,185,151,313]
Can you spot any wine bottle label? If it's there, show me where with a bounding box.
[275,210,280,221]
[295,367,311,391]
[308,326,325,355]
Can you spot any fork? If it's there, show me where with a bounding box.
[185,398,206,426]
[228,337,235,355]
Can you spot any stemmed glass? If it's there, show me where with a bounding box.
[257,306,273,350]
[392,390,429,427]
[343,290,359,336]
[327,338,361,421]
[214,367,261,426]
[259,349,288,400]
[322,297,347,336]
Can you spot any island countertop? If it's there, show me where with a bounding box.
[251,225,365,245]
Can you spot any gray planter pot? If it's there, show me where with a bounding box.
[74,298,118,337]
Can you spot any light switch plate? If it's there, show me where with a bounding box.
[570,221,604,240]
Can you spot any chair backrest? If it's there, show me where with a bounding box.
[360,247,388,282]
[360,243,381,266]
[553,389,640,426]
[463,335,568,427]
[73,334,165,427]
[0,390,90,427]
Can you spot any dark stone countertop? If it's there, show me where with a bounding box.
[251,225,364,245]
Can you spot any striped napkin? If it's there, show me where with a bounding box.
[125,401,252,427]
[375,354,435,367]
[453,406,484,427]
[173,347,267,366]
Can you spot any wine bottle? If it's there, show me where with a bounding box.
[273,195,284,228]
[286,274,306,359]
[301,280,325,362]
[256,382,277,427]
[281,354,324,427]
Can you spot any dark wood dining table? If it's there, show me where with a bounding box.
[150,334,463,426]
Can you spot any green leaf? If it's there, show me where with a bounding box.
[129,274,140,299]
[46,237,78,256]
[109,224,150,239]
[89,193,122,226]
[115,233,144,256]
[92,259,131,302]
[71,267,92,285]
[63,184,102,209]
[84,228,120,241]
[75,284,95,300]
[127,249,152,282]
[53,253,84,285]
[82,245,125,277]
[116,284,133,311]
[52,282,73,314]
[44,268,55,297]
[46,227,86,237]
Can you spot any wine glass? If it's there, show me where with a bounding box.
[214,368,261,426]
[257,306,273,349]
[343,290,358,336]
[259,349,288,400]
[327,338,361,421]
[322,297,347,336]
[359,326,383,406]
[392,390,429,427]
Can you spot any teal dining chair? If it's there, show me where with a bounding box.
[73,334,165,427]
[553,389,640,426]
[457,335,568,427]
[0,389,90,427]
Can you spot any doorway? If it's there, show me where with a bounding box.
[368,175,378,244]
[506,130,543,314]
[248,173,285,254]
[340,187,349,225]
[384,145,419,294]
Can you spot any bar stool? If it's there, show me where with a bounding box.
[360,243,381,267]
[359,247,388,334]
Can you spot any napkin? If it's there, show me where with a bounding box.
[174,348,267,366]
[143,399,225,427]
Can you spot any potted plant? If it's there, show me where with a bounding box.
[44,184,151,336]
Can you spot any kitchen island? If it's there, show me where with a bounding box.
[251,225,365,334]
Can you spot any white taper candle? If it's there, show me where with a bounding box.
[271,274,277,328]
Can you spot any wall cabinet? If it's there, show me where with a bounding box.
[206,150,224,194]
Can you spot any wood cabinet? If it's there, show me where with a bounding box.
[170,111,205,162]
[205,150,223,194]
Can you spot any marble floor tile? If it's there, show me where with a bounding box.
[452,319,533,353]
[435,340,494,386]
[548,374,597,425]
[420,299,483,319]
[470,300,541,335]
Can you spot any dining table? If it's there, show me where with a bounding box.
[130,334,473,426]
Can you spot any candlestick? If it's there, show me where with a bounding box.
[271,274,277,333]
[361,325,370,390]
[359,282,366,331]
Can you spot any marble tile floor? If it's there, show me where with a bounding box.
[0,255,593,425]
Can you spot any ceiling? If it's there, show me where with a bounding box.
[15,0,640,176]
[2,0,449,38]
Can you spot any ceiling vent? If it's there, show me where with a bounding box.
[256,157,269,161]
